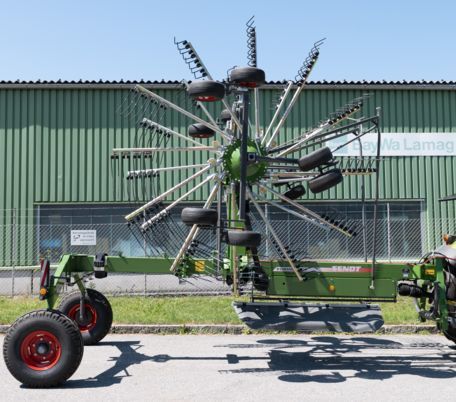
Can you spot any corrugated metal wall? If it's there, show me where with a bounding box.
[0,83,455,264]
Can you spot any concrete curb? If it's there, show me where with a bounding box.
[0,324,440,335]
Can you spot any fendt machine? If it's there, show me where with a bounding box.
[3,18,456,387]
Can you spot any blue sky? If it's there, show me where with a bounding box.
[0,0,454,82]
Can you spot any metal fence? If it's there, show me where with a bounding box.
[0,204,446,296]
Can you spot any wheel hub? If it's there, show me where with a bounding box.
[68,304,97,331]
[36,342,50,355]
[222,139,268,183]
[20,330,61,370]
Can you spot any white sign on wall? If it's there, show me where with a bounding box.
[71,230,97,246]
[327,133,456,156]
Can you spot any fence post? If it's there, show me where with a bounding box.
[387,203,391,262]
[110,214,113,256]
[11,208,17,297]
[265,204,269,258]
[362,203,367,262]
[143,211,147,296]
[34,205,40,295]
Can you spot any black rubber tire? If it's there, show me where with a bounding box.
[226,230,261,248]
[181,207,218,227]
[298,147,333,171]
[187,80,225,102]
[283,185,306,200]
[58,289,113,346]
[188,123,215,139]
[230,67,266,88]
[443,322,456,343]
[308,169,343,193]
[219,109,232,122]
[3,309,83,388]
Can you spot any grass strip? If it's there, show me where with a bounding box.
[0,295,421,325]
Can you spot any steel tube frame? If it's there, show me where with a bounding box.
[127,162,209,177]
[254,88,261,140]
[134,85,231,140]
[260,183,352,237]
[238,91,249,220]
[369,110,382,288]
[125,164,214,220]
[248,189,303,281]
[276,125,328,157]
[140,118,204,146]
[169,182,220,273]
[112,146,218,154]
[252,190,330,230]
[141,174,215,230]
[270,115,378,154]
[263,80,293,147]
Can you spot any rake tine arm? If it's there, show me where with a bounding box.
[170,183,220,273]
[247,188,304,281]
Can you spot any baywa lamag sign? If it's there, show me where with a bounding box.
[327,133,456,156]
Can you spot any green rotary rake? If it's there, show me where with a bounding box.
[3,17,456,388]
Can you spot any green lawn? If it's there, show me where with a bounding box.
[0,295,421,325]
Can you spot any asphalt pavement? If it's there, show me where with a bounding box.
[1,334,455,402]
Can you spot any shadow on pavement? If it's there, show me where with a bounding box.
[61,336,456,388]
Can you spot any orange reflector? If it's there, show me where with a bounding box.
[444,234,449,243]
[328,284,336,292]
[39,287,47,296]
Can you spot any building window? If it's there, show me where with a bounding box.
[36,201,423,263]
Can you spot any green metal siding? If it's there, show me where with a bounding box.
[0,83,455,264]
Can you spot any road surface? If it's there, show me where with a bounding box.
[1,334,455,401]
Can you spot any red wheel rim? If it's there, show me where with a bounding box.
[194,95,220,102]
[237,82,259,88]
[68,303,97,331]
[190,133,213,139]
[20,330,61,371]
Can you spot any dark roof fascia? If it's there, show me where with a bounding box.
[0,81,455,91]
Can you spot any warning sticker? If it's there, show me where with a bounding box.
[273,265,371,273]
[194,260,205,273]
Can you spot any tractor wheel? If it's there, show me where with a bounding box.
[181,207,218,227]
[219,108,232,123]
[226,230,261,248]
[3,310,83,388]
[188,123,215,139]
[308,169,343,193]
[298,147,333,171]
[58,289,113,346]
[187,80,225,102]
[229,67,266,88]
[283,184,306,200]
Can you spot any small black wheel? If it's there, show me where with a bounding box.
[58,289,113,345]
[219,108,232,123]
[308,169,343,193]
[3,309,83,388]
[283,184,306,200]
[188,123,215,139]
[443,322,456,343]
[187,80,225,102]
[229,67,266,88]
[181,207,218,227]
[226,230,261,248]
[298,147,333,171]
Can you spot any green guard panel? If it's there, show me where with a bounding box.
[267,276,396,299]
